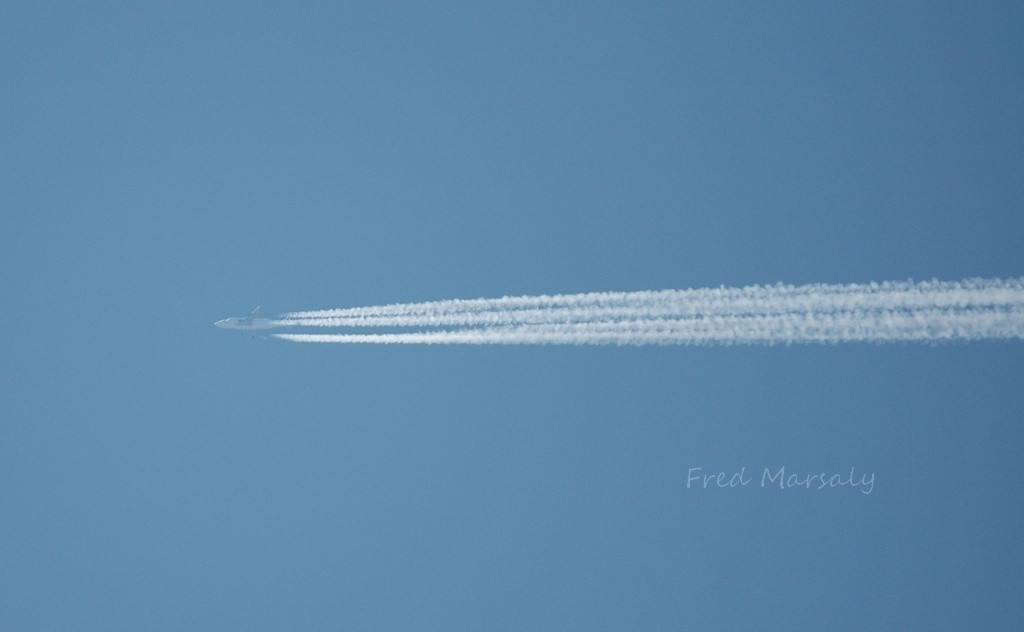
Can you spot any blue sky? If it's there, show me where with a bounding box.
[3,2,1023,629]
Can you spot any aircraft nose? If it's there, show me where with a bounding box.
[214,319,229,328]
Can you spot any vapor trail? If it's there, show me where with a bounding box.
[272,277,1024,345]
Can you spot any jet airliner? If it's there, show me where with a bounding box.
[214,307,280,330]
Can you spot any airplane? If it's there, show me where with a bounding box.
[214,307,280,331]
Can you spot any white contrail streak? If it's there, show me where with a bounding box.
[272,277,1024,346]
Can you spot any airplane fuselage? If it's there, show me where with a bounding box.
[214,317,280,330]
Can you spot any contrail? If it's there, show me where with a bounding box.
[271,277,1024,345]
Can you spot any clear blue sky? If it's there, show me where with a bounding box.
[3,3,1023,629]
